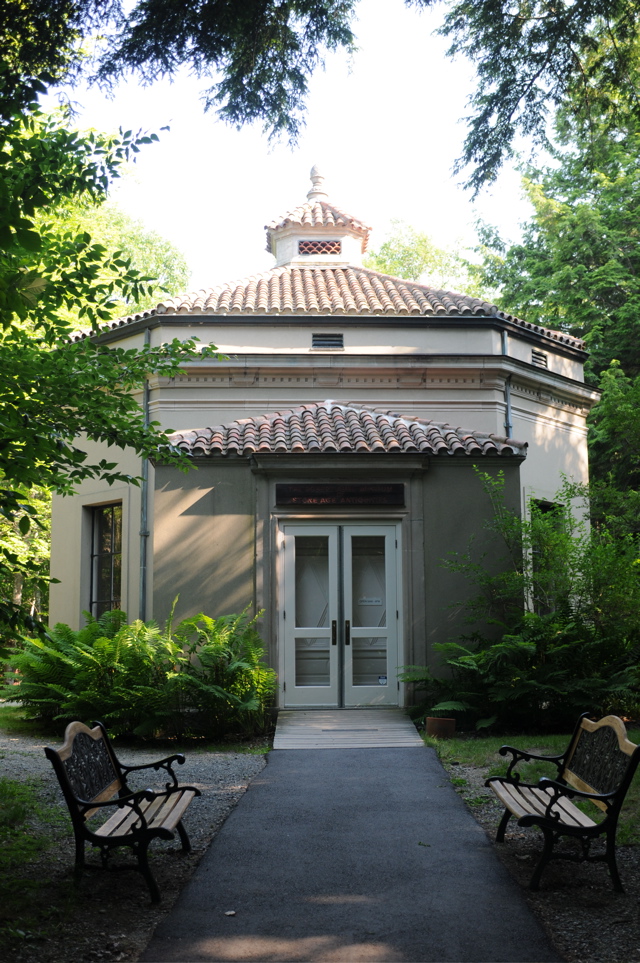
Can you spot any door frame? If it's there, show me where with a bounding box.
[277,519,404,708]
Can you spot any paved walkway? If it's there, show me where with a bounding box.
[273,709,424,749]
[141,742,561,962]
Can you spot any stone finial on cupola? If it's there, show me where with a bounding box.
[264,167,372,267]
[307,165,329,202]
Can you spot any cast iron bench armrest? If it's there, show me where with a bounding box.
[536,776,616,808]
[75,787,157,811]
[498,744,566,782]
[119,754,186,789]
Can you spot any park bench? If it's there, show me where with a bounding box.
[485,713,640,892]
[45,720,201,903]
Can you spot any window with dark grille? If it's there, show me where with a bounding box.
[531,499,566,616]
[90,504,122,618]
[532,349,548,368]
[312,333,344,349]
[298,240,341,256]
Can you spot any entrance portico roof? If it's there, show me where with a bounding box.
[167,401,528,459]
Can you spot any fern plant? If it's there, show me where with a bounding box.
[4,605,276,739]
[169,609,277,738]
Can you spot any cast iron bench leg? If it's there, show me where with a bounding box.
[136,841,161,904]
[606,830,624,893]
[529,827,555,891]
[176,820,191,853]
[496,807,511,843]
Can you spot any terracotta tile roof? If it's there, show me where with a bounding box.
[167,402,528,459]
[70,264,586,352]
[265,201,371,254]
[153,266,494,318]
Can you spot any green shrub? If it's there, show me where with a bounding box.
[401,612,640,731]
[401,473,640,732]
[2,605,276,739]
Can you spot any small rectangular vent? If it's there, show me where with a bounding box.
[299,239,341,256]
[312,333,344,349]
[532,349,548,368]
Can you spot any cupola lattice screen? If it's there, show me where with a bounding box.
[298,240,342,256]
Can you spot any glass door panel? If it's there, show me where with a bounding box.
[281,524,399,707]
[282,526,339,706]
[295,536,330,687]
[351,536,387,686]
[344,527,397,706]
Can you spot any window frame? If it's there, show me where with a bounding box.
[89,502,123,618]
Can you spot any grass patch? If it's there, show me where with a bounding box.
[0,704,54,737]
[0,776,77,945]
[424,729,640,844]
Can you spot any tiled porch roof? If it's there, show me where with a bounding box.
[167,402,528,459]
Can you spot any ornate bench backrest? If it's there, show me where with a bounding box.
[46,721,123,816]
[564,715,639,812]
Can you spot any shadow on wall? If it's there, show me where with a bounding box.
[153,473,256,627]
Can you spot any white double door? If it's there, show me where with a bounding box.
[280,523,401,707]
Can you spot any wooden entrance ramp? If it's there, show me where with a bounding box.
[273,708,424,749]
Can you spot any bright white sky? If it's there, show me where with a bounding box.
[48,0,532,290]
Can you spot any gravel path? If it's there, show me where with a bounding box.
[3,729,640,963]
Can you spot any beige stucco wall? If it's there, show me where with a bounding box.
[49,439,146,628]
[143,317,584,381]
[421,460,522,667]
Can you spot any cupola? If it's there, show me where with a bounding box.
[265,166,371,268]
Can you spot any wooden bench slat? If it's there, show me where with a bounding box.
[489,781,596,829]
[95,793,165,838]
[155,790,198,833]
[94,789,196,839]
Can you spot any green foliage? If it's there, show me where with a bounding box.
[3,607,277,740]
[0,773,75,945]
[403,615,639,732]
[0,705,43,736]
[477,122,640,381]
[473,45,640,533]
[401,472,640,732]
[5,1,640,188]
[167,610,278,739]
[0,103,223,639]
[0,487,51,634]
[587,363,640,534]
[38,199,191,317]
[363,220,493,298]
[1,0,359,142]
[428,0,640,192]
[99,0,358,142]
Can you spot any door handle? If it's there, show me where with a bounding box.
[331,620,337,645]
[345,620,351,645]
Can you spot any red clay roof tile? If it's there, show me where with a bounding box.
[167,402,528,460]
